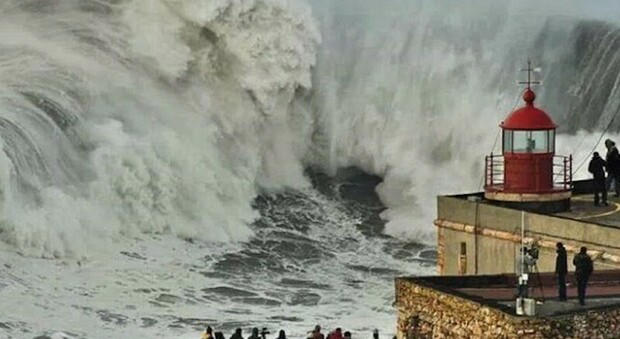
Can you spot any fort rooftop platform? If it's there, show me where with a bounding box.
[395,272,620,338]
[395,179,620,338]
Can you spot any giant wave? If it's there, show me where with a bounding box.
[0,0,319,258]
[2,1,620,336]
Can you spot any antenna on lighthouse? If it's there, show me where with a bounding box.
[518,60,542,89]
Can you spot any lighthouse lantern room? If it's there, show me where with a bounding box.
[484,62,572,212]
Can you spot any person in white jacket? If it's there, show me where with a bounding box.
[516,247,536,298]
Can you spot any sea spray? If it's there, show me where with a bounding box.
[0,0,319,257]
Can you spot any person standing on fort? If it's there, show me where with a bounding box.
[573,246,594,306]
[515,246,536,298]
[605,139,620,197]
[589,152,608,206]
[555,242,568,301]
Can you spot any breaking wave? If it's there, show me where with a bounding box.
[0,0,319,257]
[308,0,620,238]
[3,0,620,338]
[2,0,620,258]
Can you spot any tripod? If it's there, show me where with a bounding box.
[530,263,545,302]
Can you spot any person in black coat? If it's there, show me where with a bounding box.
[231,328,244,339]
[573,246,594,306]
[248,328,261,339]
[555,242,568,301]
[589,152,608,206]
[605,139,620,197]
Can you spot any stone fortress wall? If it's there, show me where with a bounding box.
[395,277,620,339]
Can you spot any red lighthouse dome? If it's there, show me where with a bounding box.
[501,89,557,130]
[484,64,572,212]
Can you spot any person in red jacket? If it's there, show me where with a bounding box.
[327,328,343,339]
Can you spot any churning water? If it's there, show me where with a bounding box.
[1,0,620,338]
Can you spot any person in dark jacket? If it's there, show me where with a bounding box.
[276,330,287,339]
[605,139,620,197]
[248,328,261,339]
[589,152,608,206]
[231,328,244,339]
[312,326,325,339]
[573,246,594,305]
[555,242,568,301]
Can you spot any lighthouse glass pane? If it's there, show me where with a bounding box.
[530,131,548,153]
[512,130,549,153]
[549,130,555,152]
[512,131,528,152]
[503,130,513,152]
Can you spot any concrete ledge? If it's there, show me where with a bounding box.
[434,219,620,264]
[484,190,571,202]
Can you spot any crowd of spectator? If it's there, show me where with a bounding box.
[200,325,386,339]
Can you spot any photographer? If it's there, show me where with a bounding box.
[516,246,537,274]
[516,246,537,297]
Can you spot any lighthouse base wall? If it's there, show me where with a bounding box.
[487,198,570,214]
[436,184,620,276]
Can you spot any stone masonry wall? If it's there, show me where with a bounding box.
[395,278,620,339]
[437,227,445,275]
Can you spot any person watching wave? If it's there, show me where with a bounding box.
[276,330,287,339]
[201,326,214,339]
[231,328,244,339]
[312,325,325,339]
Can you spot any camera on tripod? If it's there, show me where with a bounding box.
[526,245,539,261]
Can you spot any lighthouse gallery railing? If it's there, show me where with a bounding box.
[484,154,572,190]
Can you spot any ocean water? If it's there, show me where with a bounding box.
[1,0,620,338]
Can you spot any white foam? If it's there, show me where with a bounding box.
[307,0,620,242]
[0,189,433,338]
[1,0,620,338]
[0,0,319,257]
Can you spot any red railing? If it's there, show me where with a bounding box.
[484,153,504,188]
[554,155,572,190]
[484,154,572,190]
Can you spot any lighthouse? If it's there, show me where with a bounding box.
[484,62,572,213]
[397,61,620,338]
